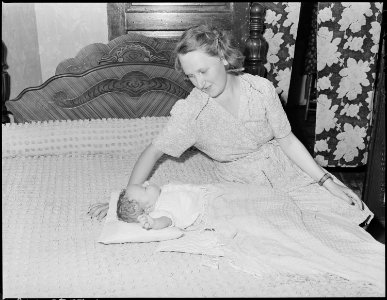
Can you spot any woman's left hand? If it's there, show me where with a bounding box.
[323,180,364,210]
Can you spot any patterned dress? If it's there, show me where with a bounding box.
[153,73,373,225]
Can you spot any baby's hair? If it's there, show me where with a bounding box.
[174,24,245,75]
[116,189,145,223]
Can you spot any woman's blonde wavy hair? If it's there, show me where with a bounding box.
[174,24,245,75]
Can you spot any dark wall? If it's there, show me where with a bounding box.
[287,2,316,107]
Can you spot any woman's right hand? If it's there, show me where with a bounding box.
[88,202,109,220]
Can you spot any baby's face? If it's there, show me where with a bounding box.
[126,182,161,211]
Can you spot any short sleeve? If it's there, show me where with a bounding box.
[152,99,197,157]
[153,184,203,229]
[261,78,291,139]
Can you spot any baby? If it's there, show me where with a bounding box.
[117,181,205,230]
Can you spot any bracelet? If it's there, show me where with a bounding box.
[317,173,333,186]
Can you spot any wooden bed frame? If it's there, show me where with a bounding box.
[3,33,194,122]
[2,3,267,124]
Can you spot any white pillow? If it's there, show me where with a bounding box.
[98,190,183,244]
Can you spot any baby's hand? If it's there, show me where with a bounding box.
[88,202,109,220]
[137,214,154,230]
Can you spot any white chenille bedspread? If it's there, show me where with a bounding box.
[2,118,385,297]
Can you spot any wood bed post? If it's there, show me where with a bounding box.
[244,2,268,77]
[2,40,11,123]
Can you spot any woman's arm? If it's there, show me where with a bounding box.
[277,132,325,182]
[276,132,363,210]
[126,143,164,186]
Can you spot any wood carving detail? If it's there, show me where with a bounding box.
[64,52,107,74]
[52,71,189,108]
[244,2,268,77]
[56,33,177,75]
[98,43,170,64]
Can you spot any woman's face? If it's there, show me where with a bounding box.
[178,50,228,98]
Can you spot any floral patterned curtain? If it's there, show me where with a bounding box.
[315,2,383,167]
[263,2,301,104]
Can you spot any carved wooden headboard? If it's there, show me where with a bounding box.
[55,33,177,75]
[5,33,193,123]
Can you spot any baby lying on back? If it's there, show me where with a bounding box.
[117,181,205,230]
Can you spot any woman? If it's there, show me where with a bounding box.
[89,24,372,226]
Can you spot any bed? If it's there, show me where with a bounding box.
[2,22,385,298]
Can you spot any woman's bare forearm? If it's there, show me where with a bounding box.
[277,132,326,182]
[127,143,164,187]
[277,132,364,208]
